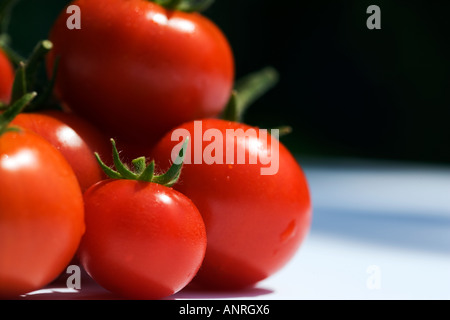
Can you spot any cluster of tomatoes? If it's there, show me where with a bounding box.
[0,0,311,300]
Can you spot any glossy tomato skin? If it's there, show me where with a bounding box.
[79,180,207,299]
[47,0,234,149]
[0,49,14,104]
[151,119,312,289]
[12,110,111,192]
[0,129,85,297]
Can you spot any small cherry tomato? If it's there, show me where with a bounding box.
[78,139,207,299]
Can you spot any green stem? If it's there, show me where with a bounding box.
[138,160,155,182]
[273,125,293,138]
[149,0,214,12]
[24,40,53,90]
[222,66,280,123]
[0,92,36,136]
[165,0,183,10]
[0,0,18,35]
[176,0,215,12]
[110,139,139,180]
[10,61,27,104]
[151,137,188,186]
[221,90,239,123]
[0,0,23,65]
[95,153,123,180]
[235,66,279,119]
[132,157,147,175]
[8,40,54,108]
[29,55,59,110]
[0,37,25,65]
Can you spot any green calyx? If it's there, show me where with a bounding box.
[149,0,214,13]
[95,138,189,187]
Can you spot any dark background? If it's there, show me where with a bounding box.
[8,0,450,163]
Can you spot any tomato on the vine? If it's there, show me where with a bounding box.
[47,0,234,150]
[0,94,85,297]
[78,139,207,299]
[12,110,111,192]
[0,49,14,105]
[151,119,312,289]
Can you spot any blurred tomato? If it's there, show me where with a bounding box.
[0,49,14,105]
[12,110,111,192]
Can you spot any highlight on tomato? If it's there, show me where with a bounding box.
[47,0,235,152]
[78,138,207,299]
[151,118,312,289]
[12,110,111,192]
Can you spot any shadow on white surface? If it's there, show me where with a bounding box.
[311,207,450,254]
[278,158,450,299]
[18,267,274,300]
[302,157,450,255]
[170,284,273,300]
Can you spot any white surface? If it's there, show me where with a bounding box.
[20,158,450,300]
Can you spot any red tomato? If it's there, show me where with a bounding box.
[12,110,111,192]
[47,0,234,150]
[79,179,207,299]
[0,49,14,104]
[0,128,85,297]
[151,119,312,289]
